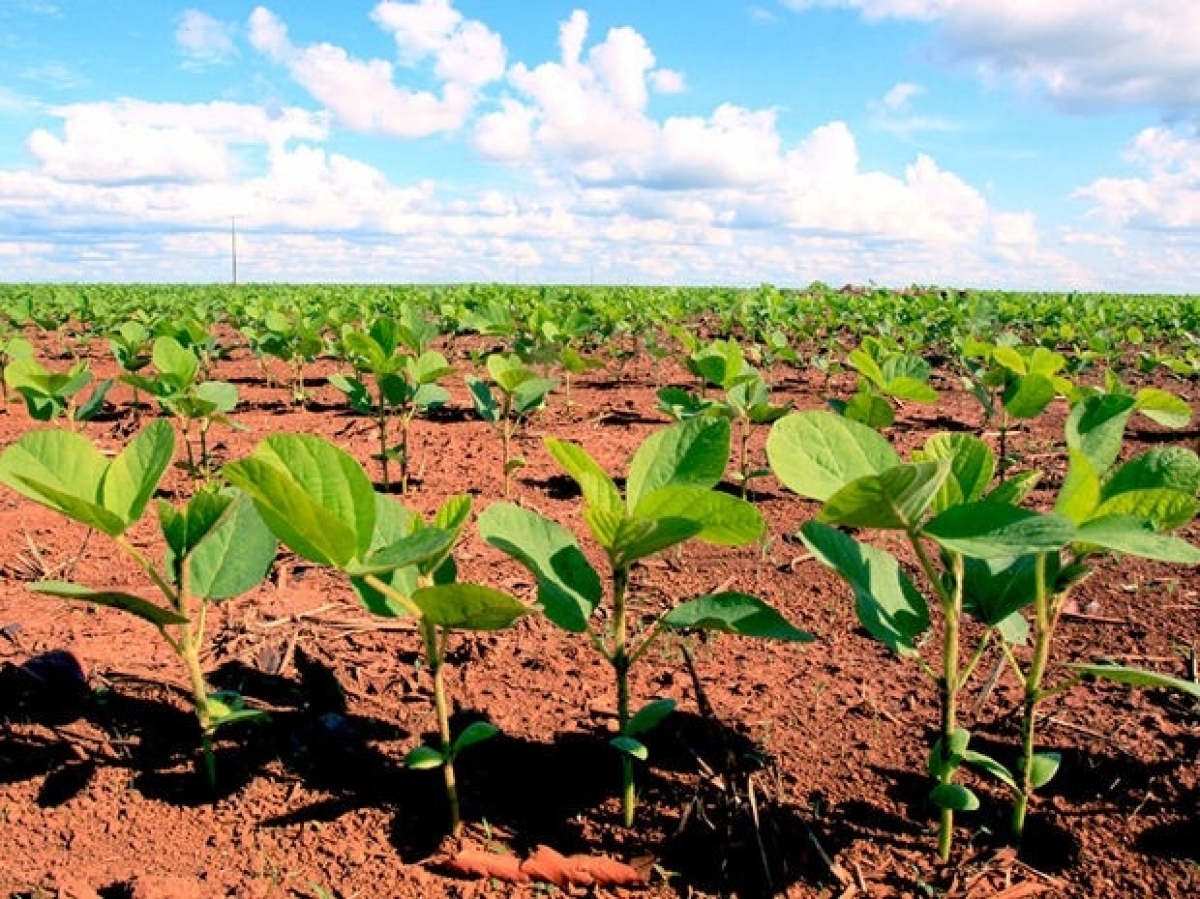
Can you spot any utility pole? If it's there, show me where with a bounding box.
[230,216,238,286]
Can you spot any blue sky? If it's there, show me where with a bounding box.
[1,0,1198,291]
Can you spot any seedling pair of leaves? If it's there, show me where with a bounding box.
[4,355,112,424]
[330,316,453,493]
[479,417,811,826]
[656,338,791,496]
[243,308,325,404]
[831,336,938,429]
[465,354,558,497]
[767,407,1200,858]
[0,420,277,787]
[121,336,241,481]
[222,434,528,835]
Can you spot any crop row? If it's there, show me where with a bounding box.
[0,288,1197,870]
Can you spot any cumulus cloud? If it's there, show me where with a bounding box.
[176,10,237,68]
[248,2,503,138]
[1074,126,1200,230]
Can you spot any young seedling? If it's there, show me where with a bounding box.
[768,410,1073,861]
[0,333,34,404]
[330,317,453,493]
[222,435,528,835]
[3,354,112,425]
[479,417,811,826]
[831,336,938,428]
[0,420,277,787]
[108,320,154,417]
[465,354,557,497]
[122,336,242,481]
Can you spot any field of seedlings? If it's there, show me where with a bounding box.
[0,282,1197,899]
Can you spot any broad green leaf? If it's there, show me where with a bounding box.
[1104,447,1200,499]
[0,428,121,533]
[477,503,602,633]
[1091,490,1199,532]
[222,434,376,567]
[1027,346,1066,377]
[512,377,558,415]
[766,410,900,502]
[964,748,1018,792]
[800,521,929,656]
[883,376,938,403]
[662,592,813,641]
[405,745,445,770]
[464,375,498,423]
[152,335,200,388]
[929,783,980,812]
[991,345,1027,375]
[633,485,765,545]
[1028,752,1061,790]
[196,380,238,414]
[818,461,951,531]
[985,470,1041,506]
[961,554,1041,638]
[350,528,456,576]
[32,580,188,626]
[101,419,175,527]
[1066,393,1135,474]
[841,391,894,428]
[434,493,472,537]
[626,699,676,737]
[847,347,886,388]
[609,735,648,761]
[544,437,622,515]
[1055,449,1101,525]
[1074,516,1200,563]
[221,458,361,568]
[1070,662,1200,699]
[1134,387,1191,429]
[450,721,499,756]
[187,492,276,601]
[626,418,730,510]
[410,583,527,630]
[1002,373,1056,419]
[609,514,704,566]
[923,504,1075,559]
[917,433,995,510]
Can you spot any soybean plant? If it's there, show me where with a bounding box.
[479,418,810,826]
[223,435,528,835]
[465,353,557,497]
[0,421,277,787]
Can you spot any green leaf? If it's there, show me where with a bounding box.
[609,735,648,761]
[819,461,951,531]
[464,375,498,423]
[883,376,938,403]
[32,581,189,627]
[1104,447,1200,499]
[544,437,622,515]
[985,470,1041,506]
[187,492,276,601]
[411,583,527,630]
[632,486,765,545]
[626,418,731,510]
[929,783,980,812]
[1134,387,1192,429]
[0,428,124,534]
[405,745,445,770]
[964,749,1018,792]
[606,513,703,566]
[222,434,376,568]
[1092,489,1199,532]
[1055,449,1101,525]
[928,727,971,779]
[450,721,500,756]
[923,504,1075,559]
[800,521,929,656]
[477,503,602,633]
[1002,373,1056,419]
[663,593,813,642]
[350,528,457,576]
[961,554,1042,637]
[916,433,996,511]
[101,420,175,527]
[1070,662,1200,700]
[1074,516,1200,563]
[1066,393,1135,474]
[1028,752,1061,790]
[625,699,676,737]
[766,410,900,502]
[152,335,200,388]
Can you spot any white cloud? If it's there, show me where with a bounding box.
[248,3,503,138]
[1074,126,1200,230]
[880,82,923,112]
[868,81,955,136]
[649,68,686,94]
[787,1,1200,116]
[176,10,237,68]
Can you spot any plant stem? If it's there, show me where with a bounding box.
[611,563,635,827]
[422,618,461,836]
[1013,552,1054,840]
